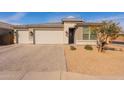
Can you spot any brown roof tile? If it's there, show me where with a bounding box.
[13,22,64,29]
[0,22,13,30]
[77,22,102,26]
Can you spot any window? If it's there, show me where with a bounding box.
[83,27,89,40]
[90,30,97,40]
[83,26,96,40]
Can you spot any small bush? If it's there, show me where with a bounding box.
[70,46,76,50]
[84,45,93,50]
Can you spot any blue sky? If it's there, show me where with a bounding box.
[0,12,124,29]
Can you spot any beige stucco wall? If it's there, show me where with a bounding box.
[75,26,83,40]
[14,23,98,45]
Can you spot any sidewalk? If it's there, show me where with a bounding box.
[0,71,124,80]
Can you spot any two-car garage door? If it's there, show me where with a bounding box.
[18,30,64,44]
[35,30,63,44]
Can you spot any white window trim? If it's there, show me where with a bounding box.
[89,27,91,40]
[83,26,96,40]
[83,26,90,40]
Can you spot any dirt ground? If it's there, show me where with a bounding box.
[64,44,124,76]
[0,45,66,72]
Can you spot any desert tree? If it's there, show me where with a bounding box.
[92,21,121,52]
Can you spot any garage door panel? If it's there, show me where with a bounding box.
[18,31,33,44]
[35,31,63,44]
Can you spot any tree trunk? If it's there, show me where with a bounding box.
[97,39,106,52]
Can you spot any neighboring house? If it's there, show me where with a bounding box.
[113,31,124,42]
[0,22,14,45]
[13,17,101,45]
[117,32,124,41]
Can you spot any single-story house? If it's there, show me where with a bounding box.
[117,32,124,41]
[13,17,101,45]
[0,22,14,45]
[112,31,124,44]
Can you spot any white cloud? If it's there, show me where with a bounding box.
[0,12,26,24]
[88,14,124,22]
[46,14,81,23]
[87,14,124,31]
[5,12,26,22]
[8,22,22,25]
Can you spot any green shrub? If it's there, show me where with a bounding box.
[70,46,76,50]
[84,45,93,50]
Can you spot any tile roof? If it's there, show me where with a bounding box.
[0,22,13,29]
[13,22,64,29]
[77,22,102,26]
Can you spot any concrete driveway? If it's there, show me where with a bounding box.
[0,45,124,80]
[0,45,66,74]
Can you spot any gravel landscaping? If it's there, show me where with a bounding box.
[64,45,124,76]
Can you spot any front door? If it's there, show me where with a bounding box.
[69,28,75,44]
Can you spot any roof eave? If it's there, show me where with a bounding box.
[76,23,102,27]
